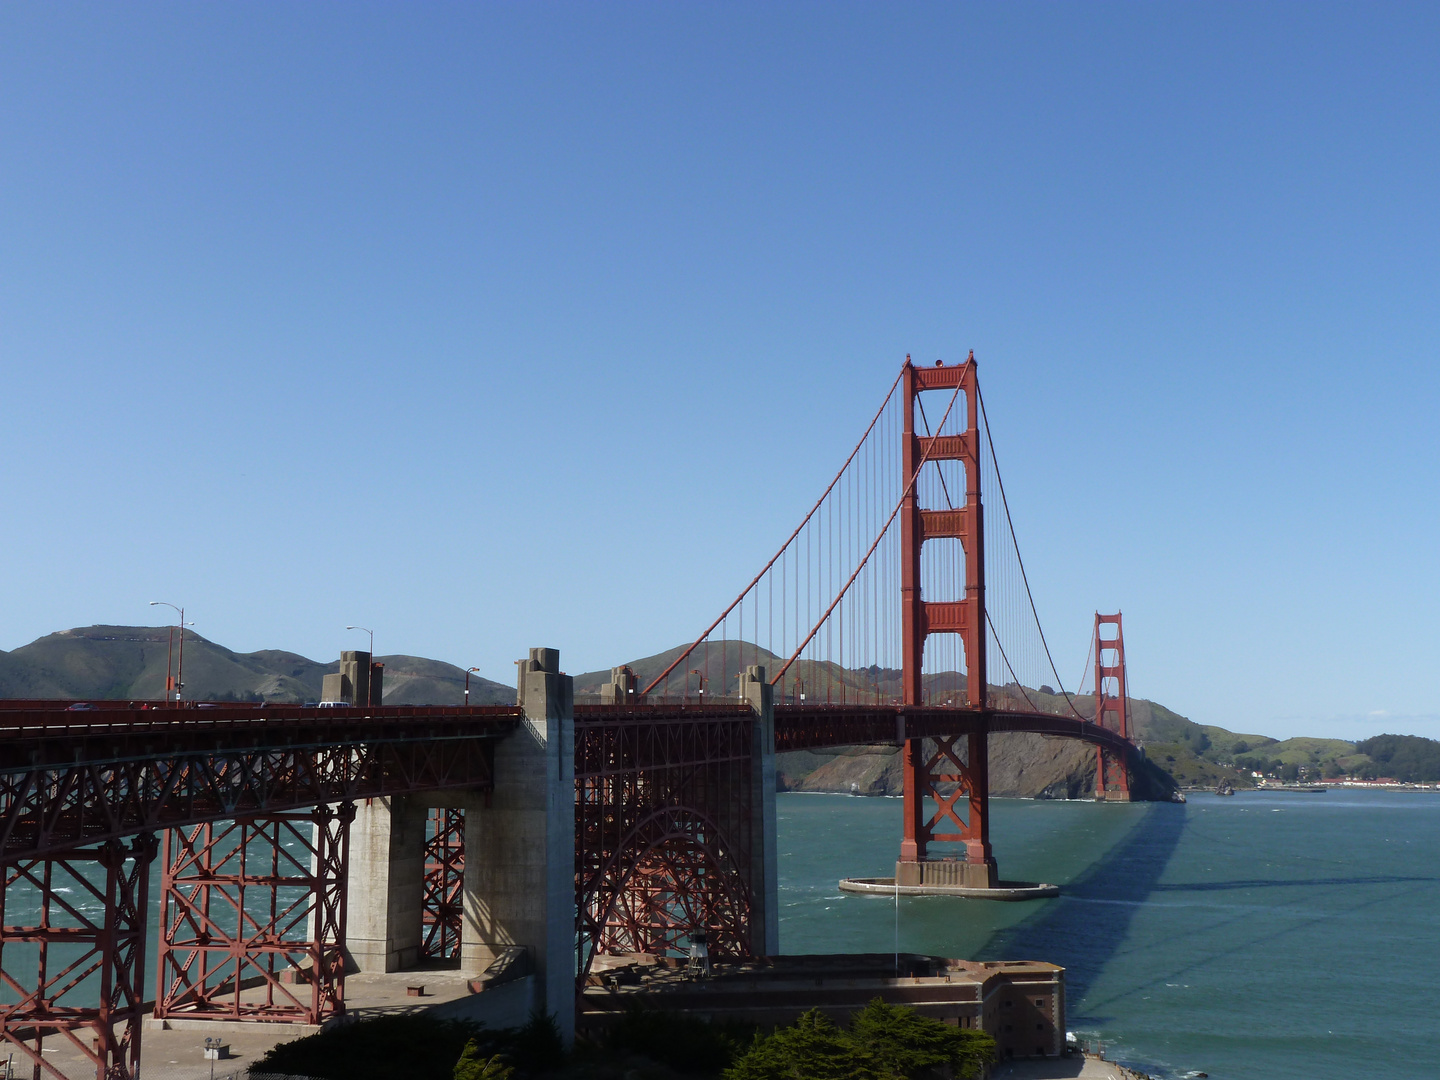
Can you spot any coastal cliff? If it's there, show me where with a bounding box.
[779,732,1178,801]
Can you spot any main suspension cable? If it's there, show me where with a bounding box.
[977,386,1087,723]
[772,375,967,686]
[642,367,906,696]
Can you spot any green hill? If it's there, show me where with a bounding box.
[9,627,1420,791]
[0,626,514,706]
[1352,735,1440,782]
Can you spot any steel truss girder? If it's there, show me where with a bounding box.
[0,835,156,1080]
[575,710,756,987]
[0,737,497,863]
[153,805,353,1025]
[420,808,465,962]
[772,704,1136,756]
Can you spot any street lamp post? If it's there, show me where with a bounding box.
[465,667,481,706]
[345,625,374,658]
[687,669,707,699]
[150,602,190,705]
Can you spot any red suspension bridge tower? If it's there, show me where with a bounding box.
[1092,612,1132,801]
[896,355,998,889]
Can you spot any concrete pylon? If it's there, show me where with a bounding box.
[344,796,428,971]
[737,665,779,957]
[600,666,640,705]
[462,648,576,1040]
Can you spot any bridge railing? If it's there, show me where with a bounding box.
[0,701,523,737]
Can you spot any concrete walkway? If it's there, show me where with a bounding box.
[991,1054,1141,1079]
[30,970,535,1080]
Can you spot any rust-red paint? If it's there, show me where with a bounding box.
[1092,612,1131,799]
[898,353,992,871]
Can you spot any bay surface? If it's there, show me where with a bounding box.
[777,789,1440,1080]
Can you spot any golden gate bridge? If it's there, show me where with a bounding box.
[0,353,1139,1080]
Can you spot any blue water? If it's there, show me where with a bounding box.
[777,789,1440,1080]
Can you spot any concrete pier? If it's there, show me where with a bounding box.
[738,665,779,956]
[462,648,575,1039]
[343,647,577,1041]
[344,796,428,972]
[838,876,1058,900]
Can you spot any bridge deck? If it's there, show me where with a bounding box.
[0,699,1131,860]
[772,703,1133,755]
[0,703,522,860]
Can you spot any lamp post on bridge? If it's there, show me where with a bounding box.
[687,669,706,700]
[465,667,480,706]
[150,601,191,706]
[345,625,374,658]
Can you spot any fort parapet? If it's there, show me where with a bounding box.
[580,952,1066,1061]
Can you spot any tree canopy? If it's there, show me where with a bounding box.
[1356,734,1440,782]
[724,1001,995,1080]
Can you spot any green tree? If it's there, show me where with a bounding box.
[508,1011,565,1072]
[724,1010,886,1080]
[1357,734,1440,782]
[453,1040,513,1080]
[724,1001,996,1080]
[606,1006,744,1073]
[848,998,995,1079]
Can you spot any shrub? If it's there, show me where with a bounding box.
[454,1042,513,1080]
[605,1005,747,1074]
[506,1011,566,1072]
[724,1001,995,1080]
[254,1010,562,1080]
[254,1014,487,1080]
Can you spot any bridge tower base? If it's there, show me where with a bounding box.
[896,731,997,890]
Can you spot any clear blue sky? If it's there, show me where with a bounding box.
[2,3,1436,741]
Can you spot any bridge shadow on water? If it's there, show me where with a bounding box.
[974,803,1440,1028]
[1150,873,1437,893]
[975,802,1187,1017]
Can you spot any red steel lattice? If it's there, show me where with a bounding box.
[0,731,504,863]
[0,835,156,1080]
[574,704,756,986]
[897,356,996,880]
[153,805,352,1025]
[420,808,465,962]
[902,733,991,865]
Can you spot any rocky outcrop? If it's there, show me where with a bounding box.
[778,732,1176,801]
